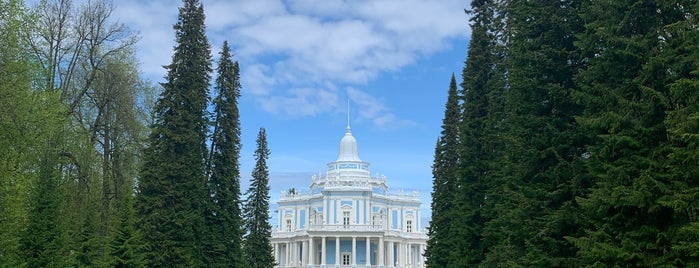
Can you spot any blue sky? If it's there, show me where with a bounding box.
[112,0,470,222]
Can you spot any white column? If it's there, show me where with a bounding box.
[308,237,315,266]
[399,242,404,267]
[286,242,291,267]
[419,244,424,267]
[321,237,327,265]
[323,197,328,225]
[388,241,394,268]
[273,243,278,266]
[352,236,357,265]
[378,237,384,267]
[335,237,340,265]
[365,237,371,266]
[293,241,297,266]
[302,240,308,266]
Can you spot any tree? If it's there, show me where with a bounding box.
[25,0,143,263]
[203,41,245,267]
[243,128,275,268]
[107,192,144,268]
[135,0,211,266]
[0,0,35,265]
[571,1,699,266]
[449,0,504,265]
[19,99,71,268]
[480,0,586,266]
[425,74,461,268]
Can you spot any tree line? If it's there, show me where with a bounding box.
[0,0,274,267]
[426,0,699,267]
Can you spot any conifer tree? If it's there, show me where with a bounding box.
[20,146,69,268]
[135,0,211,266]
[243,128,275,268]
[203,41,245,267]
[572,1,699,266]
[425,74,460,268]
[660,2,699,265]
[450,0,502,265]
[108,193,144,268]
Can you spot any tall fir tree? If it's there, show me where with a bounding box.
[108,192,144,268]
[425,74,461,268]
[660,1,699,265]
[20,138,69,268]
[485,0,586,266]
[450,0,502,265]
[135,0,212,266]
[203,41,245,267]
[571,0,699,266]
[243,128,275,268]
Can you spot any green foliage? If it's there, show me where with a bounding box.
[203,41,245,267]
[243,128,276,268]
[19,95,71,268]
[570,0,699,266]
[108,195,145,268]
[135,0,211,266]
[478,0,587,266]
[0,1,34,265]
[425,74,461,268]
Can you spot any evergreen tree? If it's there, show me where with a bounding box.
[450,0,502,265]
[482,1,587,267]
[660,2,699,265]
[243,128,275,268]
[135,0,212,266]
[571,1,699,266]
[20,141,69,268]
[108,194,144,268]
[203,41,245,267]
[73,211,100,267]
[425,74,461,268]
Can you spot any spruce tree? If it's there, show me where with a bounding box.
[474,0,587,265]
[660,2,699,265]
[108,194,144,268]
[243,128,275,268]
[425,74,460,268]
[203,41,245,267]
[572,1,699,266]
[20,147,69,268]
[135,0,211,266]
[450,0,501,265]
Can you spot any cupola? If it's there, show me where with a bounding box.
[336,126,361,162]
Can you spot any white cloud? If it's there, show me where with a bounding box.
[258,87,340,118]
[111,0,467,127]
[347,87,415,130]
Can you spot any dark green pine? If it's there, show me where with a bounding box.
[108,194,145,268]
[20,149,68,268]
[450,0,500,265]
[425,74,461,268]
[479,0,586,266]
[571,0,699,266]
[203,41,245,268]
[660,1,699,265]
[135,0,212,266]
[243,128,275,268]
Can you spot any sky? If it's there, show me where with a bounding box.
[110,0,471,224]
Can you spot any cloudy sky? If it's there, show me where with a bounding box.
[113,0,470,222]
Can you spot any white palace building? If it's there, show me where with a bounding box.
[271,125,428,268]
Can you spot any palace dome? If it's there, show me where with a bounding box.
[336,126,361,162]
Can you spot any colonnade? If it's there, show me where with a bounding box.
[273,236,425,268]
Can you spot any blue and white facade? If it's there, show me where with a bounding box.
[271,126,428,268]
